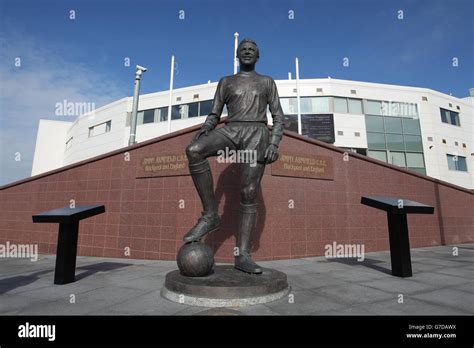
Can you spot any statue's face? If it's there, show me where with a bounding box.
[237,42,259,66]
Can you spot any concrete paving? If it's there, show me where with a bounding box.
[0,244,472,315]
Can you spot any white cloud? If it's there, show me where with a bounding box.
[0,32,127,186]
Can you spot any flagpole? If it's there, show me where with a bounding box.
[234,32,239,74]
[295,57,302,135]
[167,55,174,134]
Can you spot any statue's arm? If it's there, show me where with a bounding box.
[268,79,284,147]
[202,78,226,130]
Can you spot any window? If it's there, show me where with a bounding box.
[404,135,423,152]
[386,134,404,151]
[348,99,363,114]
[88,121,111,137]
[384,117,402,134]
[402,118,421,135]
[367,132,386,149]
[334,97,348,113]
[354,132,360,137]
[422,96,428,101]
[350,89,357,95]
[406,153,425,168]
[172,105,185,120]
[333,97,362,114]
[337,131,344,136]
[440,108,460,126]
[367,150,387,162]
[143,109,155,124]
[366,100,383,115]
[389,152,406,167]
[159,107,169,122]
[447,154,468,171]
[199,100,213,116]
[366,115,384,132]
[188,102,199,117]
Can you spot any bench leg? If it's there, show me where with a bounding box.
[54,221,79,285]
[387,212,412,277]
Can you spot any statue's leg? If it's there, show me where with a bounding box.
[183,130,235,242]
[234,162,266,274]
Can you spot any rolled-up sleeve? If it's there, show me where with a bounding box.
[268,78,284,145]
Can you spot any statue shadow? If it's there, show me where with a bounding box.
[206,163,266,256]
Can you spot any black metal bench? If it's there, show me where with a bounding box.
[361,196,434,277]
[32,205,106,284]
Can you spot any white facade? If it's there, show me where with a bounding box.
[31,78,474,189]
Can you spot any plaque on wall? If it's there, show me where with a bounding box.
[136,153,189,178]
[283,114,335,143]
[271,152,334,180]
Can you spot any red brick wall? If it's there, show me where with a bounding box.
[0,126,472,262]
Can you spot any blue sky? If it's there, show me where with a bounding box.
[0,0,473,185]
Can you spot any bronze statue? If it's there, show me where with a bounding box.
[184,39,284,274]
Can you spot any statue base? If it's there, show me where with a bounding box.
[162,265,290,307]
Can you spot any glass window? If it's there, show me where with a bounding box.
[389,152,406,167]
[137,111,144,125]
[311,97,330,113]
[159,107,168,122]
[366,100,382,115]
[440,108,460,126]
[440,109,449,123]
[447,155,468,171]
[348,99,362,114]
[188,103,199,117]
[199,100,213,116]
[402,118,421,135]
[172,105,184,120]
[334,97,348,113]
[280,98,290,114]
[365,115,384,132]
[404,135,423,152]
[409,168,426,175]
[367,150,387,162]
[367,132,386,149]
[399,102,418,117]
[384,117,402,134]
[143,109,155,124]
[300,98,313,114]
[406,153,425,168]
[450,112,460,126]
[105,121,111,132]
[386,134,404,151]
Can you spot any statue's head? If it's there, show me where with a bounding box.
[237,38,259,66]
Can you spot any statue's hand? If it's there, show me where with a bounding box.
[193,124,213,142]
[264,144,279,164]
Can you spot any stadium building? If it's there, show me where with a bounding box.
[32,78,474,189]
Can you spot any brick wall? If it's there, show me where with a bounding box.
[1,125,472,262]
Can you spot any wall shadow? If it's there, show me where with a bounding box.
[326,258,393,275]
[75,262,133,281]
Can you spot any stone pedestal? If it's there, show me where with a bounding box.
[162,265,290,307]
